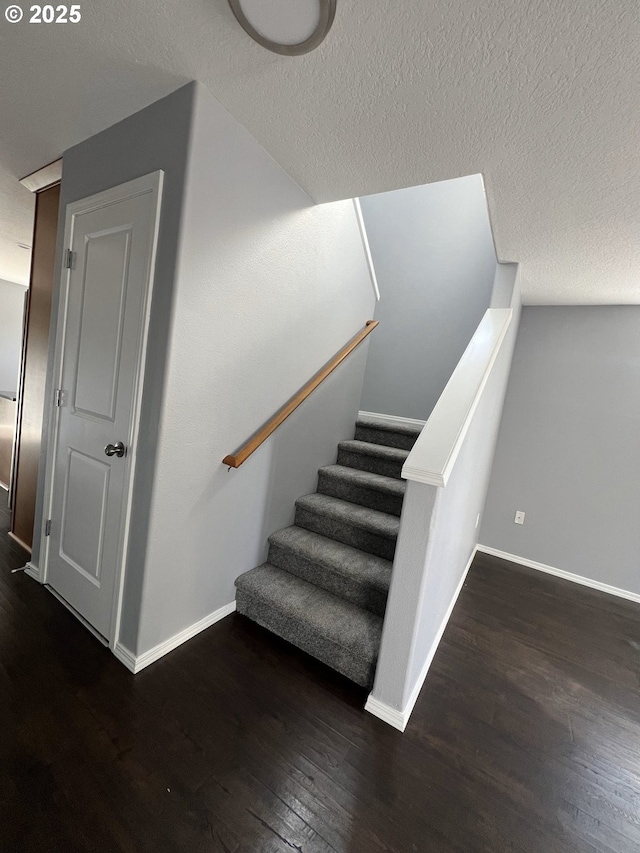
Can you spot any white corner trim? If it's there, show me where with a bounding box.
[20,158,63,193]
[24,562,42,582]
[401,469,446,488]
[477,545,640,605]
[353,198,380,301]
[402,309,512,488]
[113,601,237,674]
[112,643,137,672]
[358,411,426,428]
[364,695,407,731]
[366,546,477,732]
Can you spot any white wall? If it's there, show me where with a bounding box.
[130,83,375,656]
[369,264,521,727]
[0,279,27,392]
[359,174,497,420]
[481,306,640,599]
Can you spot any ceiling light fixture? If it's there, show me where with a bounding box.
[227,0,336,56]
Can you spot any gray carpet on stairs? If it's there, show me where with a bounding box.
[235,564,383,687]
[234,415,422,687]
[295,493,399,561]
[336,440,409,479]
[268,526,391,616]
[317,464,405,516]
[355,416,423,450]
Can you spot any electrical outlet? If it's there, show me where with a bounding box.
[514,510,525,525]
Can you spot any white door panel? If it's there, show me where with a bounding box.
[46,174,162,640]
[59,449,110,584]
[73,227,131,422]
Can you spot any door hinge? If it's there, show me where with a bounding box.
[45,519,52,537]
[54,389,65,407]
[65,249,74,269]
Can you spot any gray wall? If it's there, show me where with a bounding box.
[0,279,27,392]
[124,83,375,655]
[359,174,497,420]
[32,83,195,580]
[481,306,640,597]
[371,263,521,714]
[35,81,375,659]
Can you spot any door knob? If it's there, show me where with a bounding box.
[105,441,126,458]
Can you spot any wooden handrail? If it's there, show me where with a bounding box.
[223,320,379,468]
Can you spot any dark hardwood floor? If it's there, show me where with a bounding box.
[2,495,640,852]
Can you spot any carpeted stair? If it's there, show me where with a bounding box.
[235,415,422,688]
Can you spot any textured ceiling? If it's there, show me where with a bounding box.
[0,0,638,302]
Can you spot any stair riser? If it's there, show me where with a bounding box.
[268,541,388,616]
[295,506,396,561]
[236,590,376,687]
[317,471,404,517]
[354,425,419,451]
[337,448,405,480]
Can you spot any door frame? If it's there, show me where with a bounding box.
[39,170,164,649]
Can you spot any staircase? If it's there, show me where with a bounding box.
[235,415,422,688]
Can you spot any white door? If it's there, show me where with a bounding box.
[45,173,163,640]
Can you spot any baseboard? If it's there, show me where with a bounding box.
[477,545,640,605]
[113,600,237,674]
[112,643,137,672]
[366,546,477,732]
[358,411,426,428]
[24,561,42,582]
[8,531,32,555]
[364,696,407,731]
[8,560,40,581]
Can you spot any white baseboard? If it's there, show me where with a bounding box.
[358,410,426,428]
[477,545,640,605]
[24,562,41,582]
[112,643,137,672]
[364,696,407,731]
[366,546,477,732]
[113,600,237,674]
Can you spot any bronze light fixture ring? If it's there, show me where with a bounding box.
[227,0,336,56]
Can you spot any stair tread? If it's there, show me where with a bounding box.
[236,564,383,659]
[318,464,406,496]
[235,415,416,686]
[356,415,424,438]
[295,493,400,540]
[338,439,410,462]
[269,526,392,592]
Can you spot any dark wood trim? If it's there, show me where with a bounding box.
[7,529,31,554]
[11,183,60,548]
